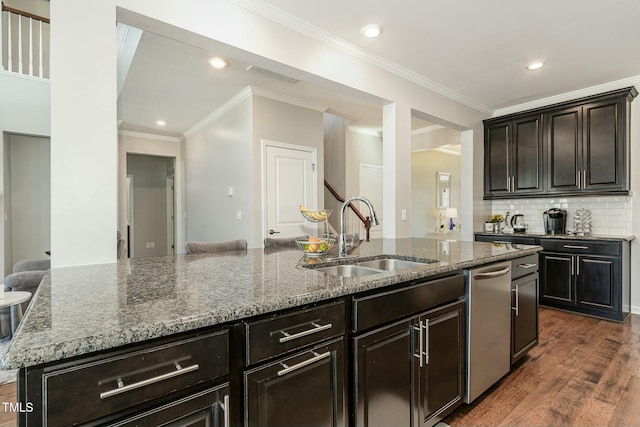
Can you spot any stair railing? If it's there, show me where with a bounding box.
[1,2,49,78]
[324,180,371,241]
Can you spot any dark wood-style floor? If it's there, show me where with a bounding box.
[445,307,640,427]
[0,307,638,426]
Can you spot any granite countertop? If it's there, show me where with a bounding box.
[474,231,635,242]
[2,238,541,370]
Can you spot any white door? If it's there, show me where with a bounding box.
[359,163,383,239]
[264,142,316,239]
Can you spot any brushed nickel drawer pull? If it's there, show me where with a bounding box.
[277,351,331,376]
[563,245,589,250]
[223,394,230,427]
[517,263,537,269]
[99,362,200,399]
[278,322,333,343]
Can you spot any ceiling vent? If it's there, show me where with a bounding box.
[245,65,299,84]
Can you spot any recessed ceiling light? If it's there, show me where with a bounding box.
[156,120,167,126]
[361,24,383,39]
[209,57,229,69]
[526,61,546,71]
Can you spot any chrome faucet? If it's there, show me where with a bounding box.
[338,196,378,258]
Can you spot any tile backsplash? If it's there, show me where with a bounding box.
[490,196,632,236]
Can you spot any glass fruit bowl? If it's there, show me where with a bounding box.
[299,208,332,222]
[295,238,335,257]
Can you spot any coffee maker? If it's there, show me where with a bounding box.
[543,208,567,235]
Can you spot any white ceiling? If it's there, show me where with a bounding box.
[118,0,640,137]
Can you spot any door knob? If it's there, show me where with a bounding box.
[269,229,280,235]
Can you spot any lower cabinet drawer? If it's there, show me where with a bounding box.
[245,300,345,365]
[511,254,539,280]
[43,330,229,426]
[353,274,464,332]
[108,383,230,427]
[540,239,619,256]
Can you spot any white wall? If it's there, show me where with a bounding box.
[50,0,117,267]
[48,0,488,266]
[252,95,324,247]
[411,151,461,236]
[184,95,254,246]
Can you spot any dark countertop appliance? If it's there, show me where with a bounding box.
[544,208,567,235]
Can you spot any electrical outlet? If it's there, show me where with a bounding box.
[236,210,242,220]
[150,242,155,248]
[401,209,407,221]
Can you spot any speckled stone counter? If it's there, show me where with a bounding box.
[474,232,635,241]
[2,238,541,370]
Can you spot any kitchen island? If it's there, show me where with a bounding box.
[3,238,542,426]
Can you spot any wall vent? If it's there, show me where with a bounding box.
[245,65,299,84]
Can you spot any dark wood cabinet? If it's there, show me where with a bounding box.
[484,114,543,198]
[417,301,465,426]
[546,95,630,194]
[109,384,230,427]
[244,338,345,427]
[353,294,464,427]
[511,273,538,364]
[484,86,637,199]
[510,254,539,365]
[539,239,629,321]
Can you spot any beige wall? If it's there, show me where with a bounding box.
[411,151,461,236]
[127,154,173,258]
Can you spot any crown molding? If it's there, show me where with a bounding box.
[183,85,327,138]
[493,75,640,117]
[229,0,493,115]
[183,86,253,138]
[250,86,327,112]
[118,130,182,142]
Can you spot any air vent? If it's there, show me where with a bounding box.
[245,65,299,84]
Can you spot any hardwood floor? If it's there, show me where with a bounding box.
[445,307,640,427]
[0,380,16,427]
[0,308,637,426]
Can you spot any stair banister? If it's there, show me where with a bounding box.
[324,180,371,241]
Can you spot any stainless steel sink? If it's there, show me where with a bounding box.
[314,265,383,278]
[355,258,431,271]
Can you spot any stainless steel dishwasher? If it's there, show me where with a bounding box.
[464,261,512,403]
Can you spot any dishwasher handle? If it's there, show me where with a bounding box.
[473,266,510,280]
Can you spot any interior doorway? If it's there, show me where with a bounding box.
[126,153,175,258]
[3,134,51,276]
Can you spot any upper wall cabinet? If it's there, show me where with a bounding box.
[484,87,637,199]
[484,114,544,197]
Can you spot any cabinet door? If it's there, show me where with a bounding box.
[417,300,464,427]
[576,256,619,312]
[484,122,511,196]
[244,338,345,427]
[512,115,543,194]
[582,98,627,192]
[109,384,230,427]
[354,319,414,427]
[545,106,582,193]
[512,274,539,364]
[539,252,574,306]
